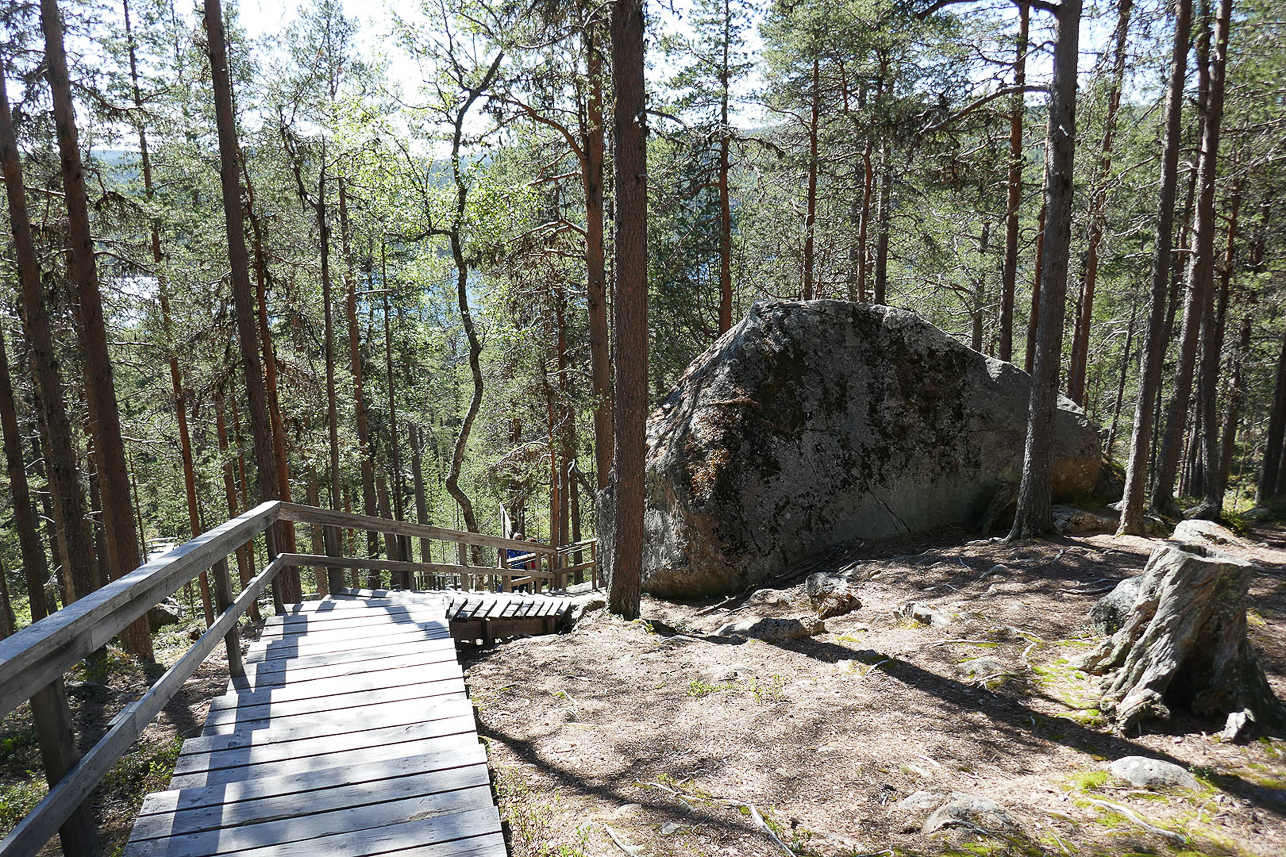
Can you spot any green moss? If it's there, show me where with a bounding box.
[1069,770,1110,792]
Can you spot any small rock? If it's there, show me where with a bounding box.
[745,588,795,610]
[984,564,1010,577]
[566,594,607,628]
[1052,505,1116,535]
[922,793,1019,834]
[708,666,741,682]
[901,602,951,627]
[958,657,1014,689]
[1106,756,1201,791]
[147,597,183,632]
[1088,576,1142,636]
[714,615,825,641]
[806,573,863,619]
[889,790,948,833]
[64,679,112,702]
[1219,709,1252,743]
[659,821,681,836]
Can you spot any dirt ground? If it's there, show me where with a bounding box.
[3,524,1284,857]
[464,523,1286,857]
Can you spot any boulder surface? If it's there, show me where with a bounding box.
[643,300,1100,597]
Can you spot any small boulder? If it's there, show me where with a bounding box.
[889,791,948,833]
[1052,505,1116,535]
[714,615,825,642]
[745,588,796,611]
[148,597,183,632]
[1106,756,1200,792]
[806,573,862,619]
[901,602,951,627]
[1088,576,1141,636]
[922,793,1019,834]
[1173,519,1246,548]
[959,657,1015,689]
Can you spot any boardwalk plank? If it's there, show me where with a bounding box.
[210,662,462,710]
[203,685,468,733]
[127,783,495,856]
[141,747,487,818]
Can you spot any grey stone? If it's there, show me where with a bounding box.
[148,597,183,632]
[1106,756,1201,791]
[806,573,862,619]
[1052,505,1116,535]
[889,791,948,833]
[902,602,951,627]
[922,793,1019,834]
[745,588,795,610]
[1219,709,1252,743]
[959,657,1014,688]
[566,594,607,629]
[1173,519,1246,548]
[714,615,825,641]
[641,300,1100,597]
[1088,576,1142,636]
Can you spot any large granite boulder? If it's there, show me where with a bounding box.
[642,300,1100,597]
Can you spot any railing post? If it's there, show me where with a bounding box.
[323,525,345,594]
[210,557,243,678]
[457,542,470,591]
[264,527,285,615]
[30,680,97,856]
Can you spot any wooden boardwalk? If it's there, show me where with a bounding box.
[332,588,575,644]
[123,593,507,857]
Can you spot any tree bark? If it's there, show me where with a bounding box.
[42,0,152,658]
[1217,316,1251,501]
[215,392,259,622]
[717,0,734,331]
[1008,0,1082,539]
[802,56,820,301]
[1116,0,1194,534]
[410,423,432,564]
[339,183,379,560]
[873,139,892,306]
[608,0,647,619]
[1150,0,1233,519]
[204,0,284,612]
[583,23,613,489]
[1024,198,1046,375]
[998,4,1028,363]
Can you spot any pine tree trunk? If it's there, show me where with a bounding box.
[1150,0,1233,518]
[0,326,53,625]
[1024,199,1046,374]
[338,185,380,560]
[583,25,613,489]
[244,164,300,600]
[1192,184,1241,515]
[215,393,259,622]
[1104,293,1139,458]
[802,56,820,301]
[204,0,284,613]
[0,60,99,610]
[411,423,432,564]
[1116,0,1194,534]
[1067,0,1134,404]
[717,3,734,331]
[42,0,153,658]
[1008,0,1082,539]
[873,139,892,306]
[1218,316,1251,500]
[608,0,647,619]
[998,4,1028,364]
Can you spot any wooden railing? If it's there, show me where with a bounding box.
[0,501,595,857]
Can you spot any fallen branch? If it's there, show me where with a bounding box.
[638,781,795,855]
[604,823,644,855]
[1086,799,1187,845]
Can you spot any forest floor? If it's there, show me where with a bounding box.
[2,521,1284,857]
[464,521,1286,857]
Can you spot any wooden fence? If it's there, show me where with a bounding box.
[0,501,594,857]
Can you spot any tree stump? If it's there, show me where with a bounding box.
[1076,541,1285,733]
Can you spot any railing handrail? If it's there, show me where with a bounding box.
[277,502,557,556]
[0,500,280,722]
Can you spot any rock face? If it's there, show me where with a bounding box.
[1089,576,1142,636]
[643,301,1100,597]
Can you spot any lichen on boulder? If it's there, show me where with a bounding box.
[642,300,1100,597]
